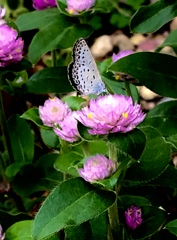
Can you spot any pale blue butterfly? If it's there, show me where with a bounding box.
[68,38,107,96]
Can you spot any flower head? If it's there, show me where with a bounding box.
[112,50,134,63]
[33,0,57,10]
[0,225,5,240]
[78,154,117,182]
[66,0,95,15]
[74,94,145,135]
[125,205,142,230]
[39,97,71,127]
[54,112,80,142]
[0,24,24,67]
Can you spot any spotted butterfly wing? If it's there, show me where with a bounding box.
[68,38,107,95]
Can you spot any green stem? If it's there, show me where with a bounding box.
[81,141,90,157]
[108,142,117,162]
[59,139,70,154]
[0,90,14,164]
[108,201,120,239]
[124,81,132,98]
[51,49,57,67]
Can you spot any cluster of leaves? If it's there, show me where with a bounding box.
[1,0,177,239]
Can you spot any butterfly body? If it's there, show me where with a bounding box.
[68,38,107,95]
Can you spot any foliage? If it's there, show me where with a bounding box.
[1,0,177,240]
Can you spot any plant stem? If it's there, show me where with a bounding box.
[0,90,14,164]
[124,81,132,98]
[81,141,90,157]
[108,201,120,239]
[51,49,57,67]
[108,142,117,162]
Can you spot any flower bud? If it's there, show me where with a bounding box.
[125,205,142,230]
[78,154,117,183]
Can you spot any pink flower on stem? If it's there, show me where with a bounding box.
[78,154,117,183]
[33,0,57,10]
[112,50,134,63]
[125,205,142,230]
[0,25,24,67]
[39,97,71,127]
[66,0,95,15]
[74,94,145,135]
[54,112,80,143]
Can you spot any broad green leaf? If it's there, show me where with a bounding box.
[5,220,33,240]
[16,9,60,31]
[118,195,151,208]
[77,122,101,142]
[166,219,177,236]
[28,18,92,63]
[21,108,44,127]
[108,52,177,98]
[25,67,73,94]
[65,222,93,240]
[108,128,146,160]
[142,100,177,137]
[150,165,177,189]
[40,128,59,149]
[131,206,167,239]
[7,114,34,163]
[55,151,83,176]
[125,126,170,182]
[130,0,177,33]
[32,177,116,240]
[89,212,108,240]
[156,29,177,54]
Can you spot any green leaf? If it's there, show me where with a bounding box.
[62,96,87,110]
[16,9,60,31]
[156,29,177,54]
[166,219,177,236]
[21,108,44,127]
[55,151,83,176]
[108,128,146,160]
[26,67,73,94]
[118,195,151,209]
[125,126,170,182]
[29,17,92,63]
[77,122,101,142]
[142,100,177,137]
[5,220,33,240]
[40,128,59,149]
[130,0,177,33]
[32,177,116,240]
[7,114,34,163]
[89,212,108,240]
[65,222,93,240]
[108,52,177,98]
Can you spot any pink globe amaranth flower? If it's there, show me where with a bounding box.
[0,225,5,240]
[39,97,71,127]
[125,205,142,230]
[78,154,117,183]
[54,112,80,143]
[112,50,134,63]
[74,94,145,135]
[0,24,24,67]
[33,0,57,10]
[66,0,95,15]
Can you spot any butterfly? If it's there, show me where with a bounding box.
[68,38,107,96]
